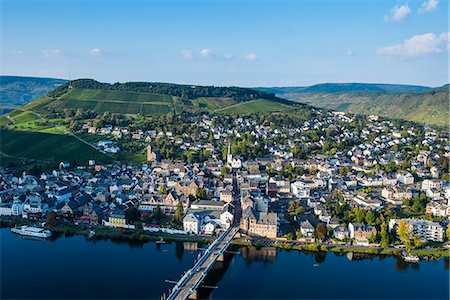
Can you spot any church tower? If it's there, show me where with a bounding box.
[226,142,233,164]
[147,145,157,162]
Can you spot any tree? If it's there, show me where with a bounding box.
[174,202,184,224]
[316,223,327,241]
[125,207,141,224]
[380,222,390,248]
[153,205,164,222]
[159,186,167,195]
[397,220,413,251]
[287,200,305,219]
[365,211,376,225]
[195,187,206,200]
[46,211,58,226]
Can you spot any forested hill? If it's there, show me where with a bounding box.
[257,83,431,94]
[0,76,67,114]
[51,79,277,102]
[263,83,448,126]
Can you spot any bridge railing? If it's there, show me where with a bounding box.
[165,225,239,300]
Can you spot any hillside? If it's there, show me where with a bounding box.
[0,76,67,114]
[6,79,301,117]
[257,83,448,126]
[0,79,311,167]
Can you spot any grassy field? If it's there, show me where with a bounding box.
[192,97,238,110]
[10,111,42,124]
[43,88,175,115]
[215,99,291,114]
[61,88,173,103]
[0,129,113,165]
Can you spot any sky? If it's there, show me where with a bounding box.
[1,0,448,87]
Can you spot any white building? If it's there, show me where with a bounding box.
[291,181,310,199]
[389,218,445,242]
[11,200,24,216]
[183,213,200,234]
[396,172,414,185]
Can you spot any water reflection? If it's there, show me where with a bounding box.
[314,251,327,263]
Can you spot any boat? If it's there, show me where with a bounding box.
[403,253,420,263]
[313,263,320,267]
[156,237,166,244]
[11,226,52,238]
[87,230,96,239]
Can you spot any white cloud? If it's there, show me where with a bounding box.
[377,32,449,57]
[42,49,62,58]
[384,3,411,22]
[244,53,258,60]
[90,48,102,56]
[223,53,234,60]
[181,50,193,59]
[200,48,213,59]
[418,0,439,14]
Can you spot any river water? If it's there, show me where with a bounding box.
[1,228,448,299]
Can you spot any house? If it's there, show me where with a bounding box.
[240,207,277,238]
[109,209,126,228]
[348,223,377,239]
[290,181,310,199]
[333,225,349,240]
[426,201,450,218]
[183,213,201,234]
[11,200,24,216]
[421,179,441,191]
[220,204,234,229]
[190,200,225,211]
[396,172,414,185]
[0,202,12,216]
[381,186,412,205]
[220,188,233,203]
[353,193,382,209]
[300,220,315,238]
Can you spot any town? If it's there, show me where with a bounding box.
[1,109,449,258]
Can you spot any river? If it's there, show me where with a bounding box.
[1,228,448,299]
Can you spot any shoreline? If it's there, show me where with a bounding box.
[2,217,448,260]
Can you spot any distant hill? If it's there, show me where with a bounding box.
[256,83,448,126]
[0,76,67,114]
[257,83,431,94]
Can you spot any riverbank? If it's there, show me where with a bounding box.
[0,216,213,244]
[2,216,448,260]
[270,240,449,260]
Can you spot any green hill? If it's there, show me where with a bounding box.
[0,129,113,166]
[0,76,67,115]
[5,78,303,118]
[0,79,311,167]
[258,83,448,126]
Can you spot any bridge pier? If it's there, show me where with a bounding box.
[188,290,198,300]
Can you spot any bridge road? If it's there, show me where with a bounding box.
[164,169,242,300]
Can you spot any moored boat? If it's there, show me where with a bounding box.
[156,237,166,244]
[87,230,96,239]
[403,253,420,263]
[11,226,52,238]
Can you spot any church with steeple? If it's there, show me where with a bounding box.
[226,142,242,169]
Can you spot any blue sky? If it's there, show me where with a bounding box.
[1,0,448,87]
